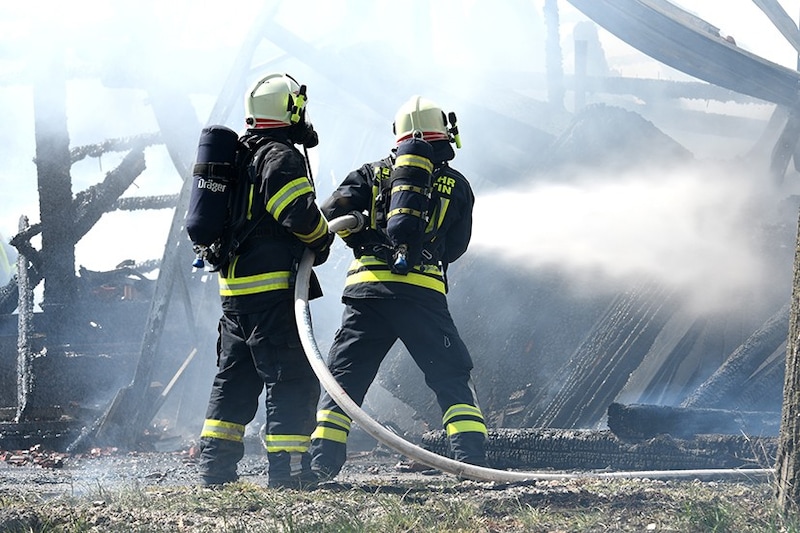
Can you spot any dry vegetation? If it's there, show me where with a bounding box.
[0,448,798,532]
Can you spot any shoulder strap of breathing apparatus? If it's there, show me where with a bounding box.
[218,137,274,263]
[369,156,396,233]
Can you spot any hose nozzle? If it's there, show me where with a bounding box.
[392,244,410,275]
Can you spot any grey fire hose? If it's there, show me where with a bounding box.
[295,214,774,482]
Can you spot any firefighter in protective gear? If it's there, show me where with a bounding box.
[196,72,331,489]
[309,96,487,480]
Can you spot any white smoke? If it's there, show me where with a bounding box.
[471,161,788,313]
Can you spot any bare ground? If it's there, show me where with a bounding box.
[0,438,791,532]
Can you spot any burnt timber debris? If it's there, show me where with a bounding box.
[422,428,777,472]
[0,0,797,473]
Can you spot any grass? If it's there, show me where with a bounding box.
[2,476,800,532]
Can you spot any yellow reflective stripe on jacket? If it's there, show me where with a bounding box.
[218,271,291,296]
[266,177,314,220]
[445,420,488,437]
[294,213,328,244]
[201,419,246,442]
[316,409,352,431]
[345,256,445,294]
[263,434,311,453]
[221,255,240,279]
[436,197,450,228]
[395,153,433,173]
[387,206,424,219]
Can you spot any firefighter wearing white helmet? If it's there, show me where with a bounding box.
[393,95,452,143]
[308,95,487,482]
[195,72,331,489]
[244,73,318,146]
[245,73,296,127]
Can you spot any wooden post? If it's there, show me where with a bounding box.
[775,6,800,512]
[776,210,800,512]
[574,38,588,111]
[544,0,565,109]
[33,49,76,337]
[15,216,33,423]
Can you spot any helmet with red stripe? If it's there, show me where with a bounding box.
[244,73,303,129]
[393,96,451,144]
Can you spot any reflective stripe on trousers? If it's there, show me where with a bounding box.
[201,419,246,442]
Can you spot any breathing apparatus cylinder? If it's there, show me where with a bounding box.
[186,125,241,268]
[386,136,434,274]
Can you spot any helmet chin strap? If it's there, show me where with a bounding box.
[303,144,314,191]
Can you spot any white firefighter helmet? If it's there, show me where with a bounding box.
[393,95,450,144]
[244,73,304,129]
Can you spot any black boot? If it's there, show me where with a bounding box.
[308,437,347,482]
[449,432,488,467]
[197,437,242,486]
[267,451,318,490]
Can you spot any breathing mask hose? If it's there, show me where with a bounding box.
[295,215,774,483]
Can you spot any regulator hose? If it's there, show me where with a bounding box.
[295,214,774,483]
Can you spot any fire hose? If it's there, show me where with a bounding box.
[294,214,775,483]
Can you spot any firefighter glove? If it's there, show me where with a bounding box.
[312,231,335,266]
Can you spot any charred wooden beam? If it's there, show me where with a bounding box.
[606,402,780,440]
[0,145,150,316]
[581,75,759,105]
[737,354,785,412]
[632,317,710,405]
[770,103,800,183]
[73,146,147,240]
[751,0,800,56]
[69,133,160,164]
[523,280,678,428]
[422,428,776,471]
[0,420,84,452]
[566,0,800,107]
[112,194,178,212]
[681,303,789,410]
[33,51,75,315]
[8,148,154,252]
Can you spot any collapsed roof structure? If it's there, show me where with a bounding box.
[0,1,797,466]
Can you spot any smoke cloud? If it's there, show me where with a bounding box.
[471,161,788,313]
